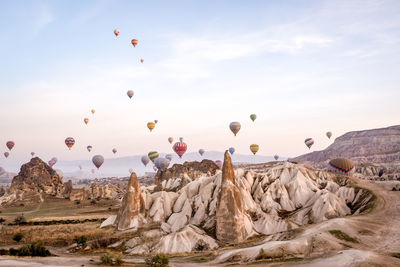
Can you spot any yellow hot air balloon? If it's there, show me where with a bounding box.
[250,144,259,155]
[250,114,257,122]
[147,122,155,132]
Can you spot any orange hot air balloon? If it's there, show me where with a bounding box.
[131,39,138,47]
[91,109,95,114]
[147,122,155,132]
[84,118,89,125]
[114,29,120,36]
[140,59,144,63]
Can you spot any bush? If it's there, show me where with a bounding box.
[100,252,114,265]
[0,217,5,224]
[14,214,26,225]
[13,233,24,243]
[114,254,123,266]
[7,241,51,257]
[74,200,80,205]
[145,254,169,267]
[73,235,87,248]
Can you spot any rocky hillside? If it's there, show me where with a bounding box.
[292,125,400,165]
[101,151,374,254]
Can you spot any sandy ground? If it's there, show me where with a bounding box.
[1,176,400,266]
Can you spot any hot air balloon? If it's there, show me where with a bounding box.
[199,149,205,156]
[65,137,75,150]
[147,122,155,132]
[79,165,83,170]
[91,109,95,114]
[87,146,92,152]
[215,160,222,169]
[165,154,173,161]
[326,131,332,139]
[229,122,241,136]
[229,147,235,155]
[129,168,133,174]
[154,120,158,124]
[304,138,314,149]
[328,158,355,175]
[274,155,279,161]
[48,160,56,167]
[155,158,170,171]
[173,138,187,158]
[250,114,257,122]
[0,167,5,176]
[131,39,138,47]
[51,157,58,164]
[250,144,259,155]
[127,90,134,99]
[6,141,14,151]
[140,59,144,63]
[112,148,117,154]
[168,137,174,144]
[148,151,159,163]
[114,29,120,36]
[92,155,104,169]
[4,152,9,158]
[141,155,150,166]
[31,152,35,157]
[84,118,89,125]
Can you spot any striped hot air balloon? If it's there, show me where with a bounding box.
[92,155,104,169]
[250,144,259,155]
[148,151,159,163]
[65,137,75,150]
[304,138,314,149]
[131,39,138,47]
[328,158,355,175]
[173,138,187,158]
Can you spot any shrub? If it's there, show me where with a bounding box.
[114,254,123,266]
[100,252,114,265]
[7,241,51,257]
[14,214,26,225]
[0,217,5,224]
[13,233,24,243]
[74,200,80,205]
[328,230,358,243]
[145,254,169,267]
[73,235,87,248]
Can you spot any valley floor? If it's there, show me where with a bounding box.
[1,176,400,266]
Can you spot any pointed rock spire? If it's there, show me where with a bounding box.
[114,171,145,230]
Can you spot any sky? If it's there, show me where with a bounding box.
[0,0,399,172]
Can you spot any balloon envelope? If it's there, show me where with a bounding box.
[87,146,92,152]
[199,149,205,156]
[250,114,257,122]
[131,39,138,47]
[147,122,155,132]
[165,154,173,161]
[127,90,134,99]
[31,152,35,157]
[168,137,174,144]
[91,109,95,114]
[114,29,120,36]
[229,122,241,136]
[112,148,117,154]
[140,59,144,63]
[274,154,279,161]
[173,140,187,158]
[250,144,259,155]
[84,118,89,124]
[148,152,159,163]
[229,147,235,155]
[328,158,354,175]
[4,152,9,158]
[304,138,314,149]
[326,131,332,139]
[6,141,14,151]
[92,155,104,169]
[141,155,150,166]
[155,157,170,171]
[65,137,75,150]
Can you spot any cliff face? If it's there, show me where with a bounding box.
[292,125,400,164]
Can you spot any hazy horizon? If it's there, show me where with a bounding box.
[1,0,399,172]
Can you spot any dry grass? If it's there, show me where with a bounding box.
[0,222,114,246]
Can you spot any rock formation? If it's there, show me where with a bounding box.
[154,159,219,188]
[63,180,73,197]
[216,151,249,244]
[291,125,400,165]
[68,183,124,201]
[103,158,374,254]
[113,172,145,230]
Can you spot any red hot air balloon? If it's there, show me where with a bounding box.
[4,152,9,158]
[114,29,120,36]
[65,137,75,150]
[173,138,187,158]
[6,141,14,151]
[131,39,138,47]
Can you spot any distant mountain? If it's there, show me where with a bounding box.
[291,125,400,164]
[0,172,17,184]
[57,151,283,178]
